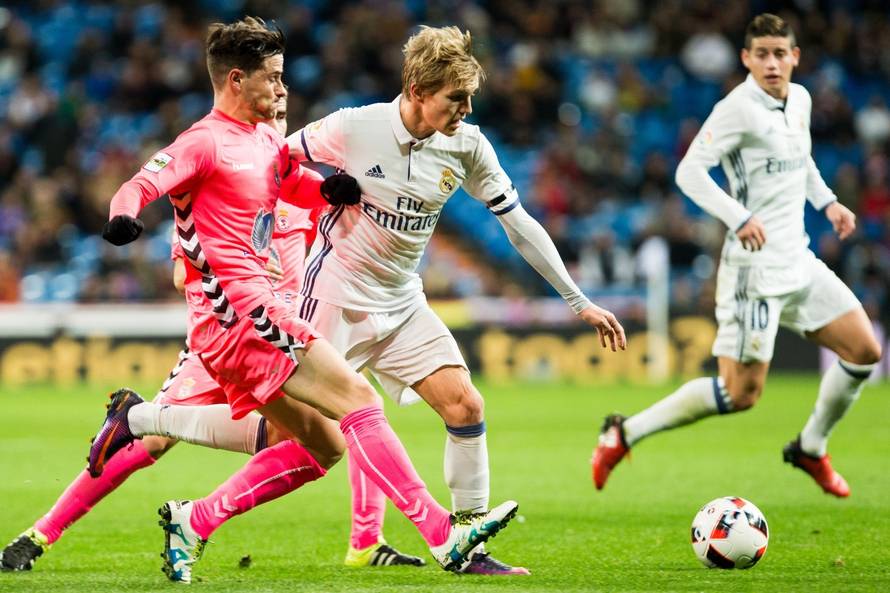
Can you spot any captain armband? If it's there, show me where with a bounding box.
[486,185,519,216]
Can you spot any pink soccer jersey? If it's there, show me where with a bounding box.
[160,192,320,407]
[270,166,326,304]
[110,109,291,317]
[270,200,317,304]
[162,233,226,405]
[110,109,325,416]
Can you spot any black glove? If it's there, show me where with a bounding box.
[320,173,361,206]
[102,215,144,246]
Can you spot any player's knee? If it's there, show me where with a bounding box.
[345,376,382,410]
[266,422,287,448]
[310,444,343,470]
[847,340,882,366]
[441,389,484,426]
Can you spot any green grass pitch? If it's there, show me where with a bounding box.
[1,375,888,592]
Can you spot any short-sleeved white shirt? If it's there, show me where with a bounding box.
[288,97,518,311]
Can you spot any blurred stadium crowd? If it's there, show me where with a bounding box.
[1,0,889,324]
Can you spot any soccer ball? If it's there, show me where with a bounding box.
[690,496,769,569]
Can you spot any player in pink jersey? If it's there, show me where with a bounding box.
[0,98,349,573]
[0,99,421,576]
[86,17,517,582]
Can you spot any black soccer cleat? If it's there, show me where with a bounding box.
[1,529,50,571]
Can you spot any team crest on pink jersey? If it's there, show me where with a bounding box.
[276,209,290,231]
[251,208,274,254]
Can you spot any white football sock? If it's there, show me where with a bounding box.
[443,423,489,514]
[128,403,263,454]
[623,377,731,447]
[800,359,874,457]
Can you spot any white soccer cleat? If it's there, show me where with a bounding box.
[158,500,207,584]
[429,500,519,572]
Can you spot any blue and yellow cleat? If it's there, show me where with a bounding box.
[429,500,518,572]
[158,500,207,584]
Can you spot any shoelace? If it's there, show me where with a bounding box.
[452,511,482,525]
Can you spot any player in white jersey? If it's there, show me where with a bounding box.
[592,14,882,497]
[287,26,626,574]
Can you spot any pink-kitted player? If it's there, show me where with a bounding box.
[0,97,337,574]
[84,16,516,584]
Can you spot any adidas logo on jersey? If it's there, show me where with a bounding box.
[365,164,385,179]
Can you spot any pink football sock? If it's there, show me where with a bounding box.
[189,440,326,540]
[35,441,155,544]
[340,406,451,548]
[348,451,387,549]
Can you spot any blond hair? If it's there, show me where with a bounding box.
[401,26,485,96]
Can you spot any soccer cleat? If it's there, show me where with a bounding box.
[429,500,518,572]
[158,500,207,584]
[782,438,850,498]
[87,388,143,478]
[0,529,50,571]
[344,541,426,567]
[460,549,530,575]
[592,413,629,490]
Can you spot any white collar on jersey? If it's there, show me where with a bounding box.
[389,95,420,146]
[744,74,787,111]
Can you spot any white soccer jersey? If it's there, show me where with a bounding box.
[288,97,518,311]
[676,74,837,273]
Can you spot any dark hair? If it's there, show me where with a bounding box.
[206,16,285,89]
[744,13,796,49]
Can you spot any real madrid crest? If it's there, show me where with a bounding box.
[439,168,457,194]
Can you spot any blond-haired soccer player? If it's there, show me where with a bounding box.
[89,17,518,582]
[593,13,882,497]
[288,26,626,574]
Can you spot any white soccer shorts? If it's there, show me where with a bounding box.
[299,294,467,405]
[712,251,860,363]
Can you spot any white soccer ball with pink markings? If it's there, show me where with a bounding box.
[690,496,769,569]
